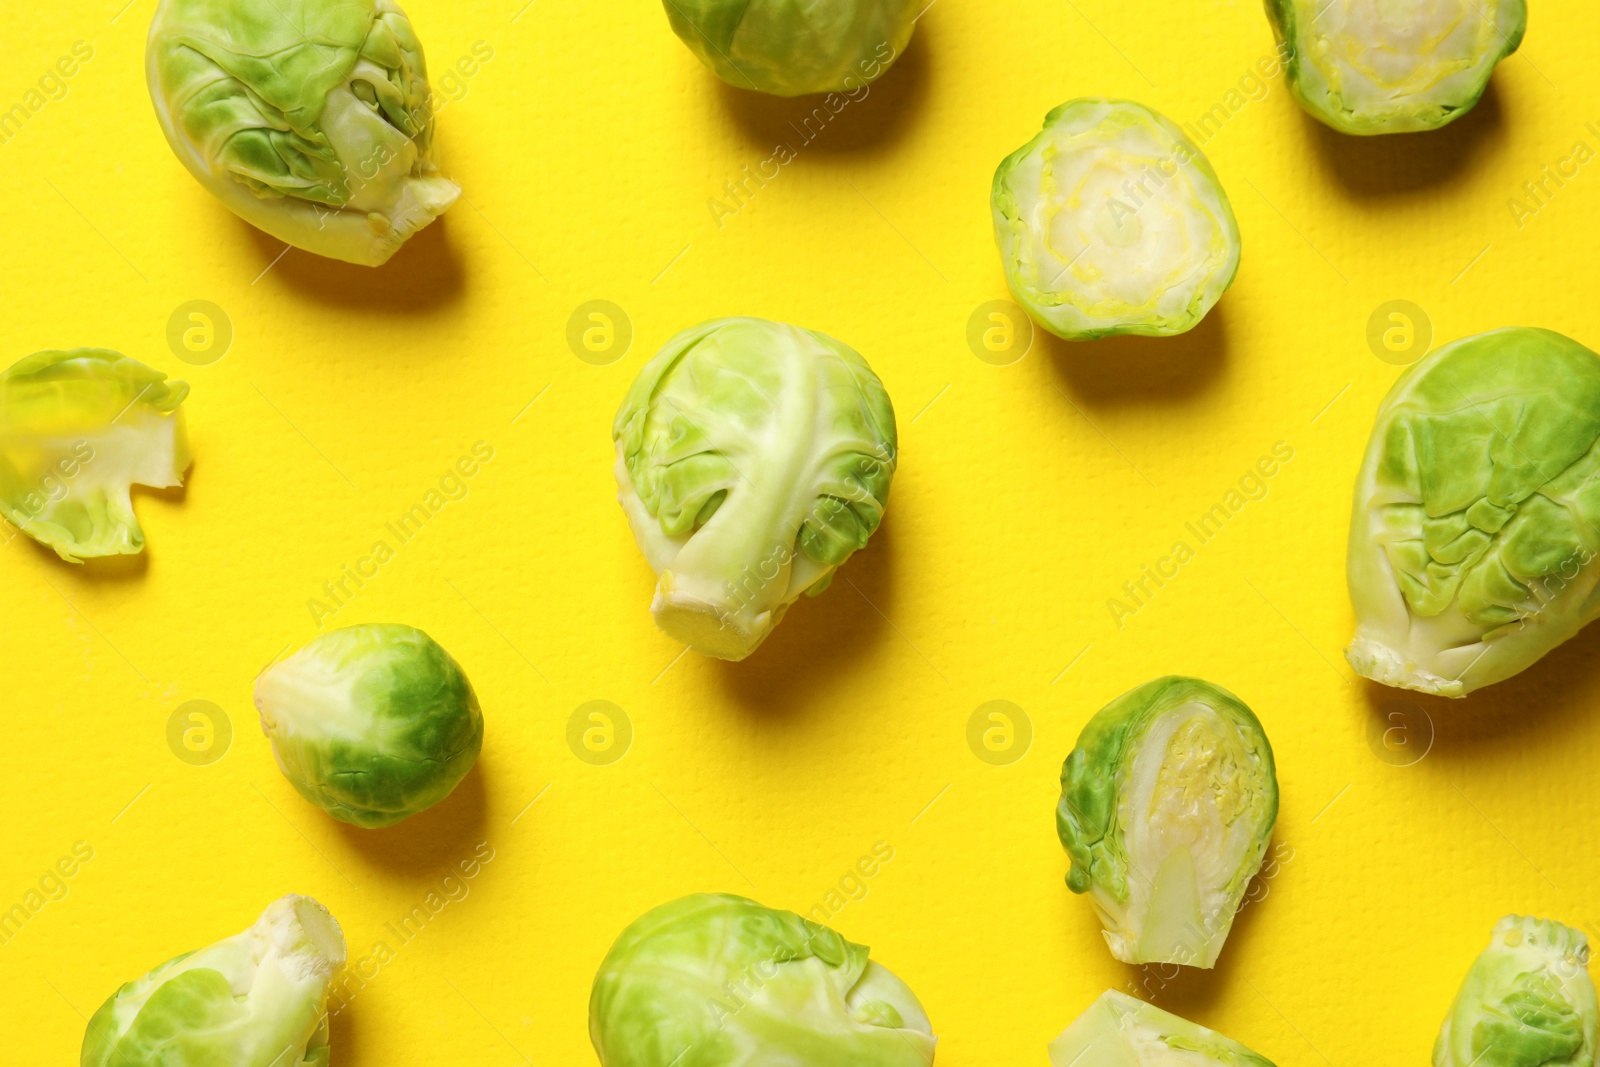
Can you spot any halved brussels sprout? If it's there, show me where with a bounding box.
[1057,677,1278,968]
[256,624,484,828]
[81,895,346,1067]
[662,0,918,97]
[1050,990,1276,1067]
[613,317,896,661]
[590,893,936,1066]
[991,98,1241,341]
[147,0,460,266]
[1266,0,1526,135]
[0,349,189,562]
[1347,328,1600,698]
[1436,916,1598,1067]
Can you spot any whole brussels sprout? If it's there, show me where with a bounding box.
[1347,328,1600,697]
[613,317,896,661]
[662,0,918,97]
[0,349,190,562]
[1050,990,1276,1067]
[1266,0,1525,135]
[1057,677,1278,969]
[255,624,483,827]
[147,0,460,266]
[590,893,936,1066]
[992,98,1241,341]
[1436,916,1598,1067]
[81,895,346,1067]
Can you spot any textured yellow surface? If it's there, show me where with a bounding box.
[3,0,1599,1063]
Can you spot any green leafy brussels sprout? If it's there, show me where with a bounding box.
[1347,328,1600,698]
[1057,677,1278,969]
[82,894,346,1067]
[0,349,189,562]
[992,98,1241,341]
[1050,990,1276,1067]
[256,624,484,828]
[613,317,897,661]
[662,0,918,97]
[1436,916,1598,1067]
[590,893,936,1066]
[147,0,460,266]
[1266,0,1525,135]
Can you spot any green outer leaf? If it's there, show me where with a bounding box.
[1050,990,1277,1066]
[589,893,935,1067]
[255,623,484,828]
[1265,0,1526,135]
[662,0,919,96]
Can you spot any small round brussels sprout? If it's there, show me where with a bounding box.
[1436,916,1598,1067]
[590,893,937,1066]
[1266,0,1525,135]
[1057,677,1278,969]
[1348,328,1600,697]
[992,98,1241,341]
[255,624,483,828]
[662,0,919,97]
[613,317,896,661]
[1051,990,1276,1067]
[147,0,460,266]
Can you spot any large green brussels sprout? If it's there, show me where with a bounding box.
[662,0,918,97]
[81,895,346,1067]
[1057,677,1278,968]
[147,0,459,266]
[255,624,484,828]
[0,349,189,562]
[1266,0,1525,135]
[1436,916,1598,1067]
[1347,328,1600,698]
[590,893,936,1066]
[992,98,1240,341]
[1050,990,1276,1067]
[613,317,897,661]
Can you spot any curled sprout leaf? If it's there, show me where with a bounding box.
[1057,677,1278,969]
[1049,990,1277,1067]
[0,349,190,563]
[590,893,936,1067]
[662,0,919,97]
[992,98,1241,341]
[81,895,346,1067]
[147,0,460,266]
[613,317,897,661]
[1266,0,1525,135]
[1347,328,1600,697]
[255,624,484,828]
[1435,916,1598,1067]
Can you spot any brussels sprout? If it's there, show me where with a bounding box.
[147,0,460,266]
[1266,0,1525,135]
[256,624,483,828]
[590,893,936,1066]
[992,98,1241,341]
[0,349,189,562]
[662,0,918,97]
[613,317,896,661]
[1436,916,1598,1067]
[81,895,346,1067]
[1347,328,1600,698]
[1050,990,1276,1067]
[1057,677,1278,969]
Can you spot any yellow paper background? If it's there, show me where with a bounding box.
[3,0,1599,1062]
